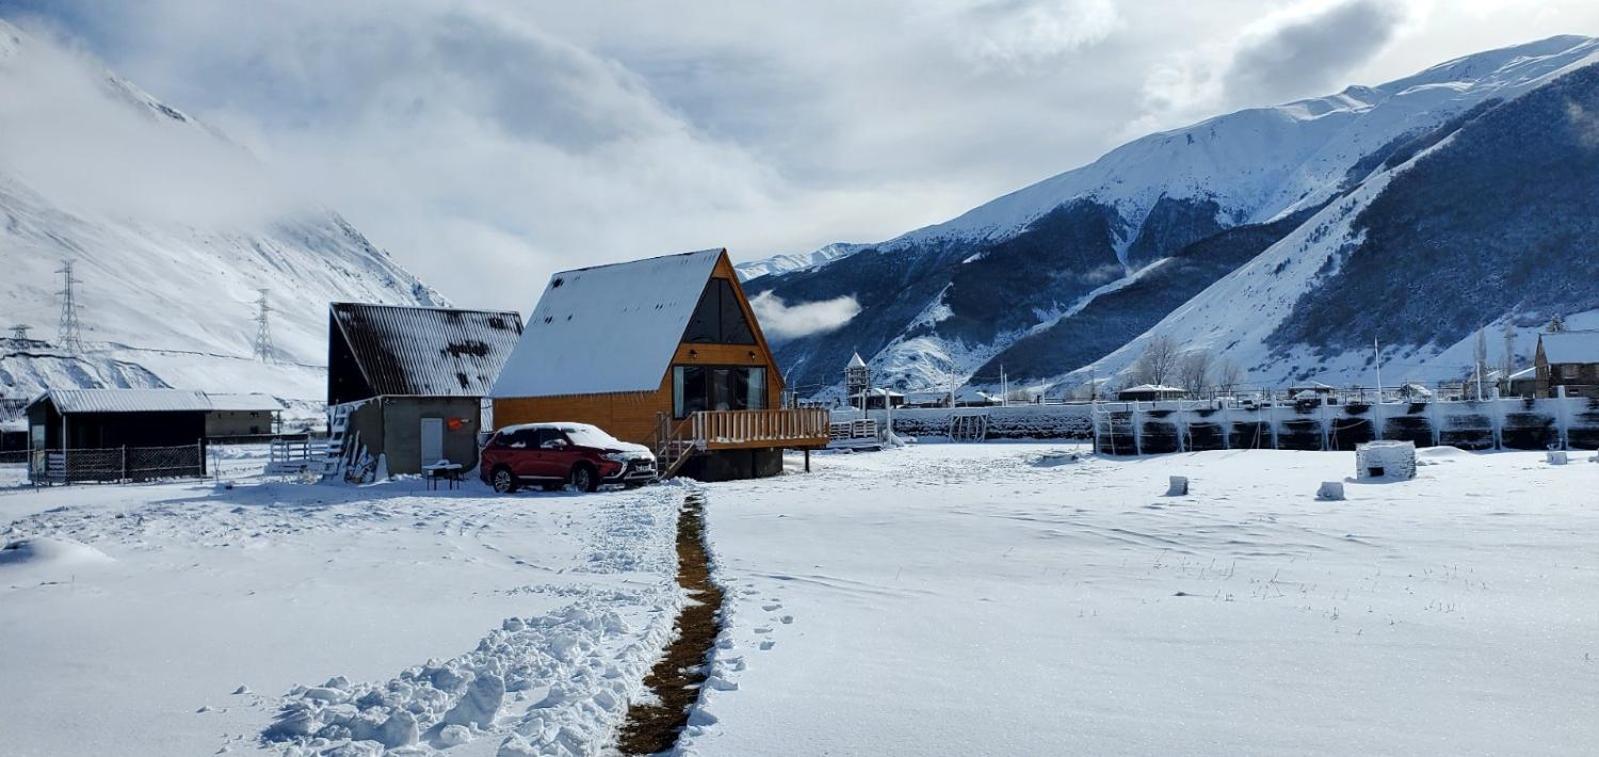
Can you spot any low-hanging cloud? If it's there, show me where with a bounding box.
[1223,0,1405,104]
[749,291,862,341]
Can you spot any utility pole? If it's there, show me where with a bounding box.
[1501,320,1516,378]
[57,260,86,352]
[1000,364,1008,407]
[253,288,274,362]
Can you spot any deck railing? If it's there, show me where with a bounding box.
[690,407,832,448]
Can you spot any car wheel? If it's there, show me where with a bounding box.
[568,464,597,493]
[491,467,518,493]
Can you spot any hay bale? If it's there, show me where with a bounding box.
[1165,476,1189,496]
[1355,440,1416,480]
[1316,481,1345,501]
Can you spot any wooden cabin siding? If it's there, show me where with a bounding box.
[492,257,785,445]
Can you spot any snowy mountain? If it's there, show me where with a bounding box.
[735,243,868,281]
[748,35,1599,395]
[0,19,442,406]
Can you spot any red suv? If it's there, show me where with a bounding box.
[480,422,658,493]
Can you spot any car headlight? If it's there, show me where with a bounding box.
[602,452,631,463]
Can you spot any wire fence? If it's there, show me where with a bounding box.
[27,444,207,484]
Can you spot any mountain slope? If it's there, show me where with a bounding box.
[750,35,1599,394]
[1071,54,1599,389]
[0,19,442,404]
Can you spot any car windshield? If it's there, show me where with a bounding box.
[559,425,621,448]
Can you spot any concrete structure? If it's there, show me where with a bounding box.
[1355,440,1417,480]
[327,303,523,476]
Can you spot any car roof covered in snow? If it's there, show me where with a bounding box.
[491,249,726,397]
[496,421,606,434]
[331,303,524,398]
[1540,330,1599,364]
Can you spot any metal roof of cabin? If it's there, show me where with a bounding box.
[492,249,727,397]
[27,389,282,414]
[1540,331,1599,364]
[331,303,525,398]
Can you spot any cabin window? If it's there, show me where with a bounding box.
[673,365,767,417]
[683,279,756,345]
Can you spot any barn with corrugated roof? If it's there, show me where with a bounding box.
[327,303,523,476]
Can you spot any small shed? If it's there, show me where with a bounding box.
[1,416,27,454]
[24,389,214,482]
[1504,367,1537,398]
[1356,440,1416,480]
[203,393,284,439]
[328,303,524,476]
[1117,384,1187,402]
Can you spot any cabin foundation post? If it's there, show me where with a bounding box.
[804,448,811,473]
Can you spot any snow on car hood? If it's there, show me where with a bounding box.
[603,441,655,461]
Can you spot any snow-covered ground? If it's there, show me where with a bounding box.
[3,442,1595,755]
[0,459,680,756]
[687,444,1599,755]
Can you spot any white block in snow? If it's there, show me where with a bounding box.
[1165,476,1189,496]
[1355,441,1416,480]
[1316,481,1345,501]
[1546,451,1568,465]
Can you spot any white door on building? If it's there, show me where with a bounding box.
[420,418,444,468]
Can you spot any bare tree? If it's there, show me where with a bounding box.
[1217,360,1243,395]
[1176,350,1214,395]
[1129,335,1180,386]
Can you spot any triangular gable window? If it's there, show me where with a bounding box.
[684,278,756,345]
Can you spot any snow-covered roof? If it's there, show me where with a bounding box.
[954,387,998,402]
[1288,381,1335,391]
[492,249,727,397]
[331,303,524,398]
[850,388,903,398]
[0,417,26,432]
[847,352,867,369]
[32,389,214,414]
[1540,331,1599,364]
[1121,384,1186,393]
[1508,366,1536,380]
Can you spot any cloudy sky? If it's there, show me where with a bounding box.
[3,0,1597,308]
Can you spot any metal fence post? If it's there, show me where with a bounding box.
[122,445,128,482]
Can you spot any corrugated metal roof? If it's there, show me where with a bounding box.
[204,393,285,412]
[1541,331,1599,364]
[26,389,288,414]
[492,249,725,397]
[39,389,214,414]
[332,303,524,398]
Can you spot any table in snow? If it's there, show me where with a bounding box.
[424,463,464,490]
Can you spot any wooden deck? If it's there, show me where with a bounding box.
[653,408,831,476]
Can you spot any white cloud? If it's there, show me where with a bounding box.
[749,291,862,341]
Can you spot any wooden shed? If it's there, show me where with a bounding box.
[491,248,829,480]
[327,303,524,476]
[24,389,213,482]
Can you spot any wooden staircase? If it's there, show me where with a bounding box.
[651,413,702,479]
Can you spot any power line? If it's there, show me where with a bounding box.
[57,260,86,352]
[253,288,274,362]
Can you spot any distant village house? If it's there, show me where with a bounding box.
[1534,330,1599,398]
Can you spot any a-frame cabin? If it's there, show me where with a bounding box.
[491,248,829,480]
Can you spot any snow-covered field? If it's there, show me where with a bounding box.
[0,460,680,756]
[2,443,1596,755]
[688,444,1599,756]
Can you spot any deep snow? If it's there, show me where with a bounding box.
[684,444,1599,755]
[0,457,680,756]
[3,443,1596,755]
